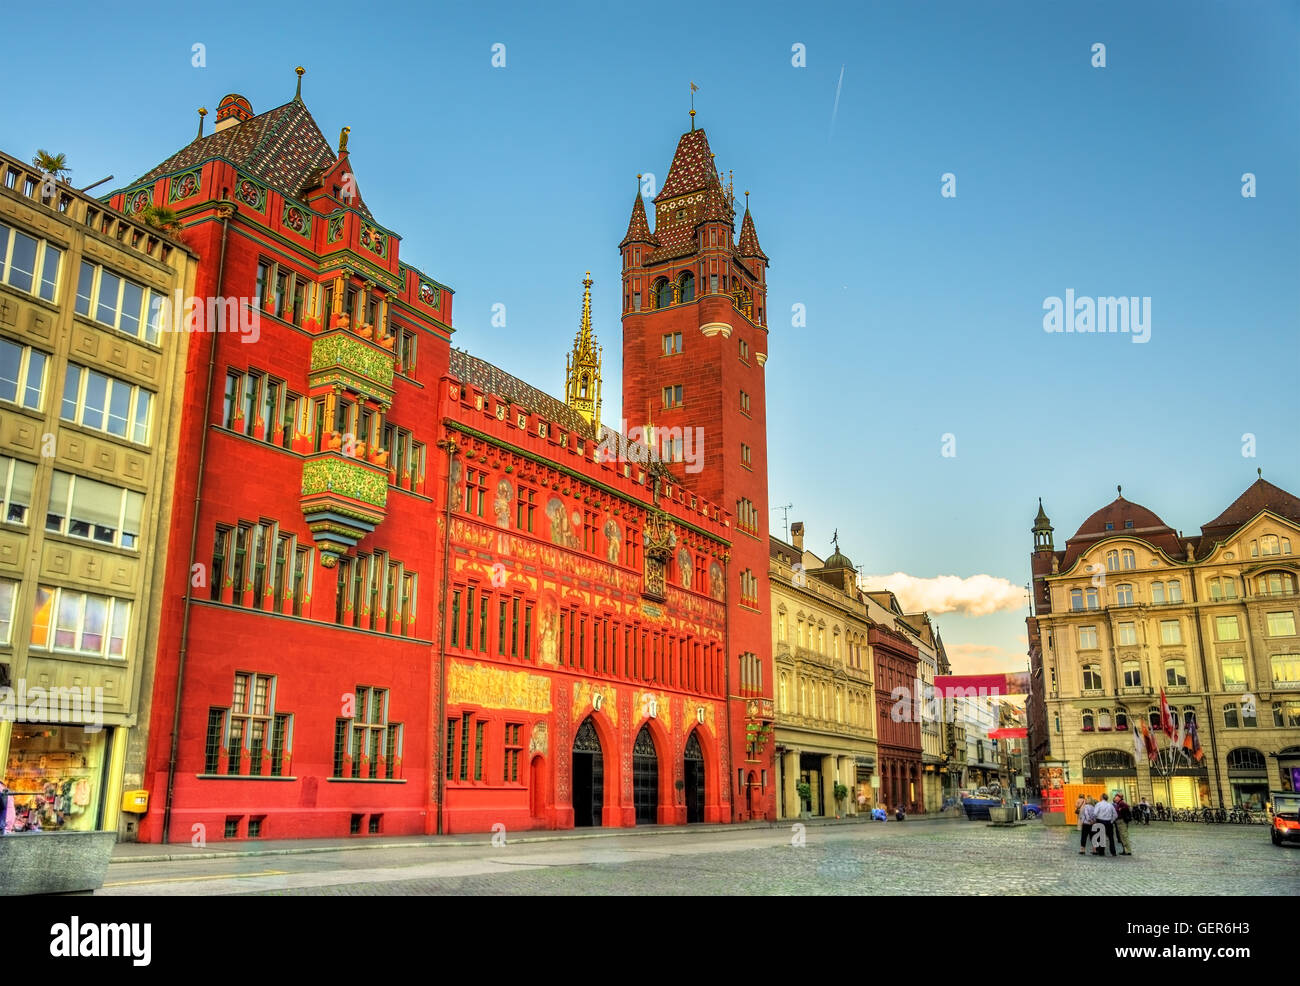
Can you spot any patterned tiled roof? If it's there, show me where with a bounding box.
[654,129,717,203]
[647,128,736,262]
[619,192,657,248]
[449,349,593,437]
[736,207,767,261]
[132,97,373,218]
[647,223,697,263]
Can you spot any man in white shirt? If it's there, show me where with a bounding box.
[1093,793,1118,856]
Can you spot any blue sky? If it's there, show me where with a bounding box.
[4,0,1296,671]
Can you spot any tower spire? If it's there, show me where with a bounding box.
[295,65,305,100]
[578,271,593,351]
[564,272,602,433]
[689,81,698,130]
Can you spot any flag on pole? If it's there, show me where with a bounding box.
[1183,717,1205,762]
[1159,688,1175,738]
[1139,719,1159,763]
[1132,721,1145,763]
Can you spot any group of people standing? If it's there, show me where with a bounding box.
[1076,793,1135,856]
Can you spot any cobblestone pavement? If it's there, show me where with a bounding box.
[97,819,1298,896]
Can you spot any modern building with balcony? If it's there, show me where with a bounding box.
[1026,477,1300,809]
[0,147,198,837]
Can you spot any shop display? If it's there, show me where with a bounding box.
[3,725,104,832]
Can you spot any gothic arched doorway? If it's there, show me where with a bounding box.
[684,730,705,823]
[572,718,604,827]
[633,724,659,825]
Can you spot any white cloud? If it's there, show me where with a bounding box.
[945,643,1026,675]
[858,572,1026,617]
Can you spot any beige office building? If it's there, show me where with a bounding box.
[1028,479,1300,809]
[0,149,196,835]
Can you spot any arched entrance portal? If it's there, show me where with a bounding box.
[572,718,604,827]
[684,731,705,823]
[633,724,659,825]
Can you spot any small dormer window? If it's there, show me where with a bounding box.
[1124,520,1134,528]
[1105,522,1114,530]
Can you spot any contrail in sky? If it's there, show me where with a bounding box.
[830,64,845,138]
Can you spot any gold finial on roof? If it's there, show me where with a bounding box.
[339,126,350,154]
[690,81,698,129]
[196,107,207,139]
[295,66,305,99]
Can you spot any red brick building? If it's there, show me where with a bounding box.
[871,625,923,813]
[110,81,770,840]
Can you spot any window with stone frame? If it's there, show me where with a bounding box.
[203,672,292,777]
[333,686,403,780]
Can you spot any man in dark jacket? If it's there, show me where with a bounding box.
[1113,794,1134,855]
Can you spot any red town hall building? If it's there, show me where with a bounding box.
[109,78,776,840]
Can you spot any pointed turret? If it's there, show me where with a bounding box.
[620,183,656,248]
[1033,498,1054,553]
[564,272,602,432]
[736,202,767,262]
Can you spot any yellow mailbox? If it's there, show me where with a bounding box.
[121,789,149,814]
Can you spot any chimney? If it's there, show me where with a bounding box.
[790,521,804,552]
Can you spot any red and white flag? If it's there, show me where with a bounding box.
[1159,688,1175,739]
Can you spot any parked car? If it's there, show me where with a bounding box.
[1269,791,1300,847]
[961,794,1001,820]
[1023,803,1042,819]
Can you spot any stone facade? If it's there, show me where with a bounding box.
[769,528,875,818]
[1028,479,1300,809]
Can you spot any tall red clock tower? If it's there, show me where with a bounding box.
[619,120,774,820]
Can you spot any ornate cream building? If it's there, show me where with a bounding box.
[1028,477,1300,809]
[0,148,197,835]
[770,524,876,818]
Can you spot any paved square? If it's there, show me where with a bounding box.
[94,819,1296,896]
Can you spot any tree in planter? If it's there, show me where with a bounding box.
[139,203,184,236]
[796,780,813,815]
[33,149,69,176]
[32,150,70,189]
[833,782,850,819]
